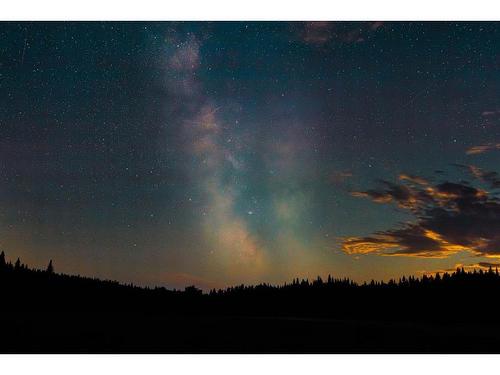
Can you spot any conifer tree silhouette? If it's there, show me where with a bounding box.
[46,260,54,274]
[14,257,21,270]
[0,251,5,268]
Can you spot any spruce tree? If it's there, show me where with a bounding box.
[46,260,54,274]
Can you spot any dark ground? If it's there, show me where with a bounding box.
[2,313,499,353]
[2,253,500,353]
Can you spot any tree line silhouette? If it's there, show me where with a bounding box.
[2,250,500,352]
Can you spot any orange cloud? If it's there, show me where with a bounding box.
[398,174,429,186]
[342,228,467,258]
[342,175,500,258]
[466,143,500,155]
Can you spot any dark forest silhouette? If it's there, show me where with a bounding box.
[2,250,500,353]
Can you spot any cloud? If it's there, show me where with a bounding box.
[329,170,353,186]
[369,21,384,30]
[300,22,384,46]
[466,143,500,155]
[465,165,500,189]
[343,226,464,258]
[398,174,429,186]
[301,22,333,45]
[481,110,500,117]
[350,177,433,211]
[478,261,500,268]
[342,173,500,258]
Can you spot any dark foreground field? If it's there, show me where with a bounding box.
[3,313,500,353]
[2,252,500,353]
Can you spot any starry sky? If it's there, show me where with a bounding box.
[1,22,500,289]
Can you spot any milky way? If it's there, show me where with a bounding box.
[1,22,500,289]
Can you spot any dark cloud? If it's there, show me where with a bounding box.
[453,163,500,189]
[343,172,500,258]
[351,176,433,211]
[467,165,500,189]
[343,224,445,257]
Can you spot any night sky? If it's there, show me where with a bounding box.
[1,22,500,289]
